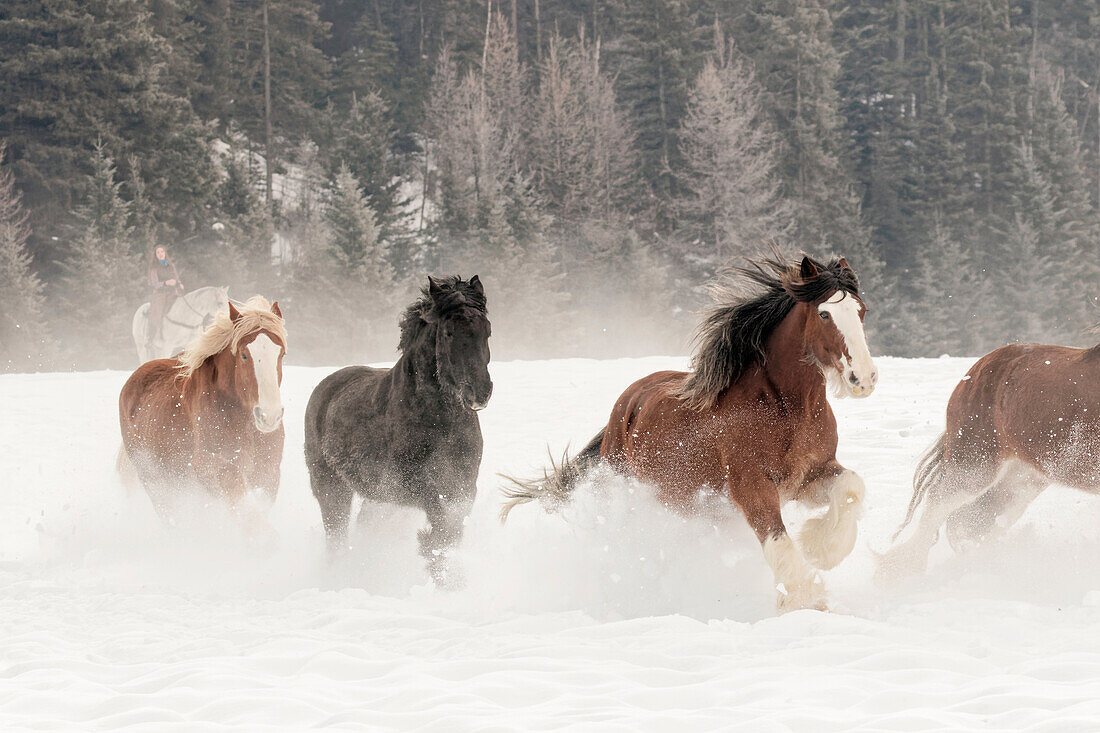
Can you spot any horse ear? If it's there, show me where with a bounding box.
[838,257,851,271]
[469,274,484,294]
[271,301,282,318]
[800,256,818,279]
[229,302,242,322]
[428,276,444,299]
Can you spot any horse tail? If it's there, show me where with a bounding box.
[499,428,606,523]
[115,443,139,493]
[892,432,947,542]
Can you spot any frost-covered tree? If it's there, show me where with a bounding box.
[676,34,789,267]
[0,144,51,371]
[529,33,638,222]
[425,16,576,352]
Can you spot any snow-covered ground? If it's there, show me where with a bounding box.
[3,356,1100,731]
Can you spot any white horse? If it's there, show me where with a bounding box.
[132,286,230,363]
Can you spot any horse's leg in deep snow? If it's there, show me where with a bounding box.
[418,484,473,588]
[944,459,1048,551]
[878,460,1002,577]
[309,461,355,555]
[729,469,825,612]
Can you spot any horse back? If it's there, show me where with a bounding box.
[304,365,389,457]
[946,343,1100,479]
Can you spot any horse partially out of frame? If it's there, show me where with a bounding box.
[881,340,1100,576]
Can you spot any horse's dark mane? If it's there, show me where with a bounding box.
[398,276,488,353]
[677,252,860,410]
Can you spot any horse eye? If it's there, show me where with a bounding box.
[242,352,249,360]
[819,311,831,320]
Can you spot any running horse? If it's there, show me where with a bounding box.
[881,340,1100,576]
[305,276,492,586]
[502,253,878,611]
[118,296,287,525]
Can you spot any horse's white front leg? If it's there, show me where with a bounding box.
[763,532,826,612]
[799,469,865,570]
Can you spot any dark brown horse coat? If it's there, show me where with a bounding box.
[883,341,1100,575]
[504,255,878,611]
[602,315,849,521]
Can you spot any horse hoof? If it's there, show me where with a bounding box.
[775,575,828,613]
[776,589,828,613]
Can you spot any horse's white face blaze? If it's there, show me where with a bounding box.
[247,333,284,432]
[818,291,877,398]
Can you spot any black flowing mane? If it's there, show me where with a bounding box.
[398,276,489,353]
[677,252,860,409]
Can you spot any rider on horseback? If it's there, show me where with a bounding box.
[145,245,184,349]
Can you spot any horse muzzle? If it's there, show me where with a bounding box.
[843,365,878,398]
[462,382,493,411]
[253,405,285,432]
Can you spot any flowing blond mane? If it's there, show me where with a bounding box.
[177,295,287,377]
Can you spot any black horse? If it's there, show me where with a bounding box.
[304,276,493,584]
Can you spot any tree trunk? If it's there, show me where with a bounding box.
[511,0,518,60]
[262,0,273,214]
[535,0,542,63]
[896,0,906,63]
[1027,0,1038,132]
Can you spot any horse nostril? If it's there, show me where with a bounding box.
[848,372,859,385]
[253,406,264,422]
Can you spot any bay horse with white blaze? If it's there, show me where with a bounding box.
[881,340,1100,575]
[305,276,492,586]
[118,296,287,522]
[502,254,877,611]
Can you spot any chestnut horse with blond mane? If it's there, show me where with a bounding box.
[118,296,287,521]
[502,253,878,611]
[881,340,1100,576]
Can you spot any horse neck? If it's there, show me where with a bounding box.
[185,351,244,412]
[760,306,827,407]
[393,326,460,411]
[184,287,211,306]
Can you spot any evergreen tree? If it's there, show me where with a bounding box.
[58,144,144,367]
[0,144,52,371]
[0,0,215,266]
[895,216,988,357]
[326,164,392,290]
[321,92,406,241]
[297,163,396,359]
[738,0,870,251]
[225,0,329,209]
[203,144,269,291]
[943,0,1028,219]
[605,0,698,226]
